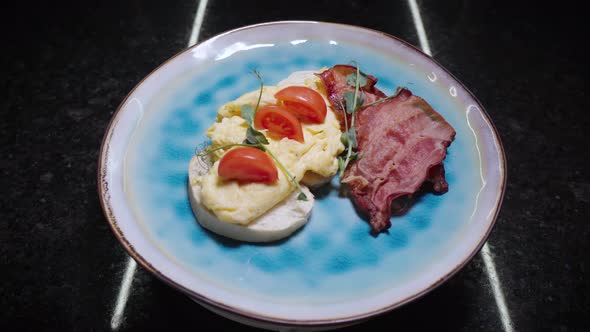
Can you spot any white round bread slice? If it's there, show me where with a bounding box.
[188,156,315,242]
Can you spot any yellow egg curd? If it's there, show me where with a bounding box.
[197,72,344,225]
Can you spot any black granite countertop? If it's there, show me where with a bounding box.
[3,0,589,331]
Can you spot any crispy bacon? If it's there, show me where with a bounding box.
[319,66,456,233]
[316,65,386,126]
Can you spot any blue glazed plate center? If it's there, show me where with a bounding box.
[125,40,481,304]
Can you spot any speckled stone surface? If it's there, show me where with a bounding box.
[2,0,588,331]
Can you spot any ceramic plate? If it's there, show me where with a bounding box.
[99,21,506,329]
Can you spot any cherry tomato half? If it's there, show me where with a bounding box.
[254,105,304,143]
[218,147,278,183]
[275,86,327,123]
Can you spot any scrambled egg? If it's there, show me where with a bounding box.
[196,71,344,225]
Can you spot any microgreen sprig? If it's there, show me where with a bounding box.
[240,70,264,128]
[338,62,364,178]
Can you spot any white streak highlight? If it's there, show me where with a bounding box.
[407,0,433,56]
[110,258,137,330]
[188,0,210,46]
[481,244,515,332]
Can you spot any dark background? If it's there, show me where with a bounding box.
[3,0,588,331]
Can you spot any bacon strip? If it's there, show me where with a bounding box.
[319,66,456,233]
[316,65,386,126]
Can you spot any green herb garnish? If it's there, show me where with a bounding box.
[346,71,368,88]
[240,105,255,126]
[245,126,269,145]
[240,70,264,126]
[338,62,365,178]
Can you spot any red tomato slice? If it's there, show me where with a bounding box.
[218,147,278,183]
[254,105,304,142]
[275,86,327,123]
